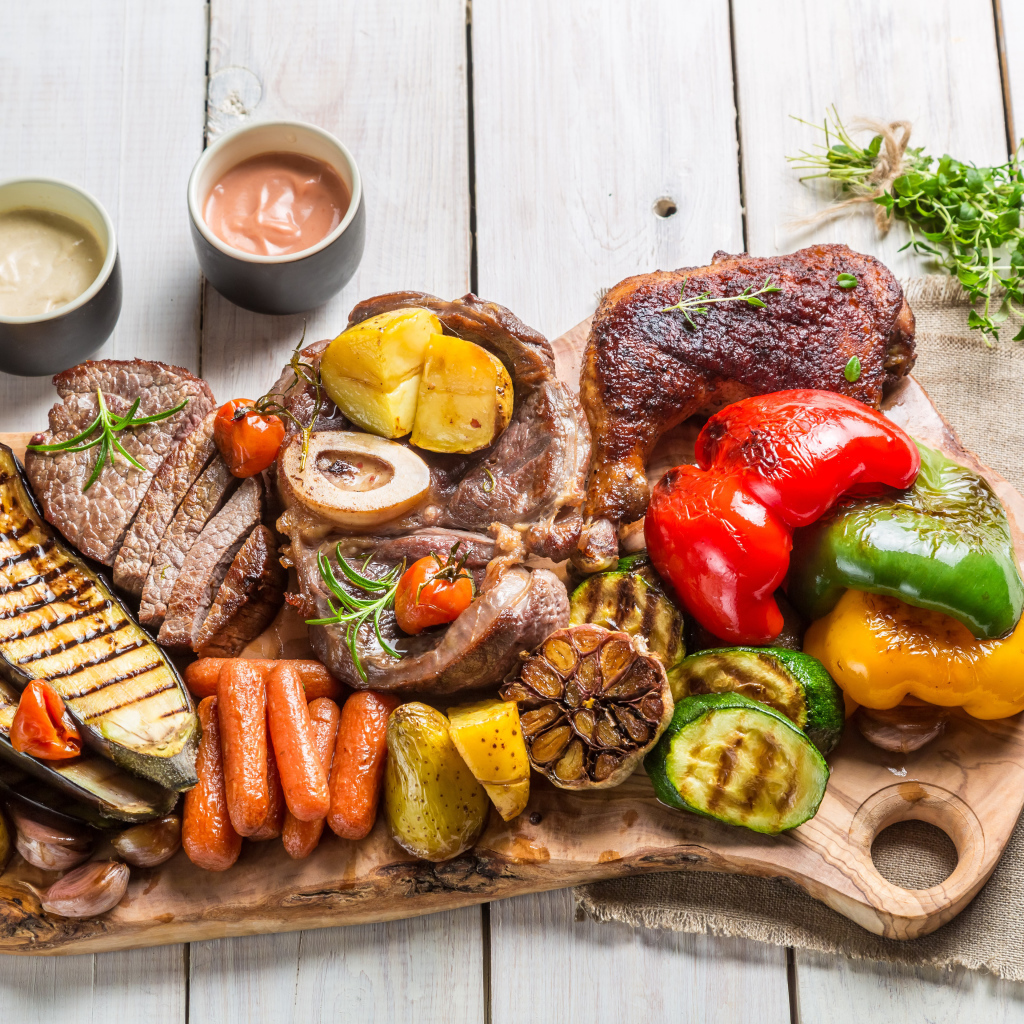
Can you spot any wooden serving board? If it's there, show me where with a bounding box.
[3,320,1024,955]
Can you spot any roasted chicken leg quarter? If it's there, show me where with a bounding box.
[576,244,916,571]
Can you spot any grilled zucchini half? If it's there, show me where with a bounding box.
[569,552,686,694]
[645,693,829,834]
[0,677,178,824]
[673,647,845,755]
[0,446,198,790]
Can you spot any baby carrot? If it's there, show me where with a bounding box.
[185,658,346,702]
[217,659,269,837]
[249,736,286,840]
[328,691,402,840]
[282,698,341,859]
[183,696,242,871]
[266,663,330,822]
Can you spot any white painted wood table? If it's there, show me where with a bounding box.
[4,1,1024,1020]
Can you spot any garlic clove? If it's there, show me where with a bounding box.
[8,805,93,848]
[16,833,92,871]
[42,860,129,918]
[111,815,181,867]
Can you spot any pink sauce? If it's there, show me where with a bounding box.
[203,152,350,256]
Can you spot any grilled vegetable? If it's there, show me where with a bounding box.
[111,815,182,867]
[10,679,81,759]
[0,446,198,789]
[568,553,686,697]
[673,647,845,755]
[645,693,829,834]
[448,698,530,821]
[501,624,673,790]
[42,860,129,918]
[0,678,178,824]
[383,702,489,862]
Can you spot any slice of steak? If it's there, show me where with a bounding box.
[194,525,286,657]
[113,412,218,597]
[293,527,569,695]
[139,454,237,629]
[25,359,214,564]
[159,476,265,650]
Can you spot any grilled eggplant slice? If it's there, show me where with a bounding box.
[0,678,178,824]
[0,445,198,790]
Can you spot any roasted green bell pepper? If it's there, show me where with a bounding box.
[788,442,1024,639]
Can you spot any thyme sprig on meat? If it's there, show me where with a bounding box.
[254,325,325,470]
[307,546,406,682]
[660,276,781,328]
[26,389,188,491]
[789,109,1024,343]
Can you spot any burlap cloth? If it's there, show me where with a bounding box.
[574,276,1024,979]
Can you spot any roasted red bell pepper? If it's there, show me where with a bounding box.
[10,679,82,760]
[645,390,920,644]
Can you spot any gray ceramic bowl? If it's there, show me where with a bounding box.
[0,178,122,377]
[187,121,365,315]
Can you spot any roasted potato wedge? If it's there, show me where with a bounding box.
[410,336,514,453]
[384,702,489,861]
[321,308,442,438]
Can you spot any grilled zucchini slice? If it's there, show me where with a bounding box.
[569,552,686,694]
[645,693,829,834]
[673,647,844,755]
[0,677,177,823]
[0,445,198,790]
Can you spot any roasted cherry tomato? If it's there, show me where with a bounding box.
[394,544,475,635]
[213,399,286,478]
[11,680,81,760]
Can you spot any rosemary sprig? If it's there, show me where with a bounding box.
[660,276,782,329]
[788,109,1024,344]
[26,389,188,491]
[255,325,325,470]
[306,546,406,682]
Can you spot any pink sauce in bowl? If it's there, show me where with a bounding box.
[203,152,351,257]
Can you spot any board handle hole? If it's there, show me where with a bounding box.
[871,819,958,890]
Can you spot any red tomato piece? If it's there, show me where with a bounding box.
[394,546,475,635]
[10,680,82,760]
[213,399,286,478]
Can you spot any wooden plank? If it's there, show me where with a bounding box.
[0,1,203,1017]
[188,909,484,1023]
[200,0,471,404]
[0,945,186,1024]
[733,2,1013,1017]
[189,2,478,1016]
[470,2,787,1017]
[0,0,207,431]
[794,950,1024,1023]
[733,0,1008,274]
[491,890,790,1024]
[1000,0,1024,145]
[471,0,744,339]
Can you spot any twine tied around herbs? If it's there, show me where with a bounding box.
[791,117,913,234]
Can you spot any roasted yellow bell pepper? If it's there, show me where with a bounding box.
[803,589,1024,720]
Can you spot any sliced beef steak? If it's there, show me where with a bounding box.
[113,412,218,596]
[25,360,214,564]
[139,454,237,628]
[293,527,569,695]
[194,525,286,657]
[159,476,265,650]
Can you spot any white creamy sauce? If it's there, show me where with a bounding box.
[0,209,103,317]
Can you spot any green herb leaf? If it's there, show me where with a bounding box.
[844,356,862,383]
[26,389,188,492]
[660,275,781,323]
[836,273,858,289]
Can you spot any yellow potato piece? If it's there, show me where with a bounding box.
[321,308,442,437]
[482,779,531,822]
[411,336,514,453]
[448,699,530,785]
